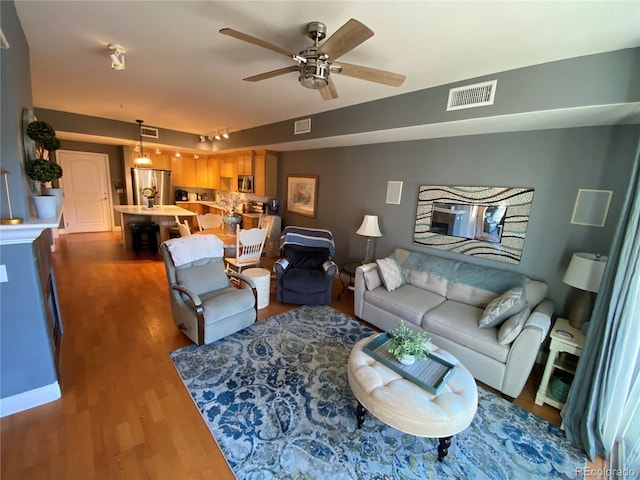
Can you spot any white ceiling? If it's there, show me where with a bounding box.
[14,1,640,145]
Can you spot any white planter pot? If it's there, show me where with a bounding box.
[45,187,63,205]
[399,355,416,366]
[32,195,57,219]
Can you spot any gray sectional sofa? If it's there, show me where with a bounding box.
[354,248,554,398]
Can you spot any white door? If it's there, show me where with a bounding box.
[58,150,112,233]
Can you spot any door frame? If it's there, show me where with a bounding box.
[57,150,114,234]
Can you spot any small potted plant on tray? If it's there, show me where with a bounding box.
[387,320,431,365]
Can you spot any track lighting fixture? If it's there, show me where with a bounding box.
[175,150,182,158]
[194,154,200,160]
[109,44,126,71]
[133,120,152,166]
[154,147,162,154]
[201,129,231,142]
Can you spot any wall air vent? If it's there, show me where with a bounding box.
[294,118,311,135]
[140,126,159,138]
[447,80,497,111]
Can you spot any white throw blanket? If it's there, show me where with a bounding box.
[164,234,224,267]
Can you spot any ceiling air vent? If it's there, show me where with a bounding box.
[447,80,497,111]
[294,118,311,135]
[140,126,159,138]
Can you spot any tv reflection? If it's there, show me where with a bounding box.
[430,202,507,243]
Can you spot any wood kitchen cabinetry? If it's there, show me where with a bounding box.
[253,150,278,197]
[170,149,277,195]
[207,157,220,189]
[195,157,208,188]
[236,152,253,175]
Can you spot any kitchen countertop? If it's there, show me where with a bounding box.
[114,205,196,216]
[175,201,264,217]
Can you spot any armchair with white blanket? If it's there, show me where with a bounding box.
[161,234,257,345]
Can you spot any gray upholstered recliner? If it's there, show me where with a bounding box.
[161,237,257,345]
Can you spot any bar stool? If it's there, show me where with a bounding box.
[130,222,160,255]
[167,225,181,239]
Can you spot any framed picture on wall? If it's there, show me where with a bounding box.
[286,175,318,218]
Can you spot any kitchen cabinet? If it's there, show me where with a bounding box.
[195,157,208,188]
[182,156,196,187]
[207,157,220,189]
[242,213,261,229]
[171,155,184,186]
[181,202,204,215]
[253,150,278,197]
[236,152,254,175]
[150,153,171,171]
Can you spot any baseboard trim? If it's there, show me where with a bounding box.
[0,382,61,417]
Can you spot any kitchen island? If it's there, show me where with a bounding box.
[114,205,196,249]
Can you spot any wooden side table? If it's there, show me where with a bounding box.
[338,261,360,300]
[535,318,585,409]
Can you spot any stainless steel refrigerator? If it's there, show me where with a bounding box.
[131,168,172,205]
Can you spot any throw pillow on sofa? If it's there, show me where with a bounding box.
[376,256,406,292]
[479,287,525,328]
[498,303,531,345]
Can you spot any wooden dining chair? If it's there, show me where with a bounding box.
[224,225,268,274]
[174,215,192,237]
[197,213,223,231]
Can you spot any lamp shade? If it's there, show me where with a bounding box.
[356,215,382,237]
[563,252,607,292]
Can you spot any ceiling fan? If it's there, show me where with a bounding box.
[219,18,406,100]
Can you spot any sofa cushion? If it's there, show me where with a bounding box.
[175,258,230,297]
[447,282,499,308]
[479,287,526,328]
[376,256,406,292]
[284,245,330,269]
[405,269,449,297]
[423,301,509,363]
[282,268,329,293]
[364,284,445,327]
[363,266,383,291]
[498,303,531,345]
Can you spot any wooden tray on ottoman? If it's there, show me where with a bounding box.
[362,333,456,395]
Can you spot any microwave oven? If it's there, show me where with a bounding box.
[238,175,254,193]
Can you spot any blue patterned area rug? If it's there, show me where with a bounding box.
[170,305,585,479]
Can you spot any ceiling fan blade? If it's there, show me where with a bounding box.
[319,77,338,100]
[318,18,374,60]
[220,28,297,58]
[243,66,299,82]
[336,62,406,87]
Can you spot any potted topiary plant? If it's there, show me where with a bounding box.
[387,320,432,365]
[25,120,63,217]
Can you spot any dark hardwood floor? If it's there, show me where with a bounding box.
[1,231,601,479]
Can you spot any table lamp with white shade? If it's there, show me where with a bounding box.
[356,215,382,264]
[563,252,607,330]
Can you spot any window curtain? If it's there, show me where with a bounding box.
[562,136,640,473]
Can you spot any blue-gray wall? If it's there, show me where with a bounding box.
[277,124,639,316]
[1,0,33,220]
[1,1,58,402]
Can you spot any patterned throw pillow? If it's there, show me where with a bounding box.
[479,287,525,328]
[498,303,531,345]
[376,256,406,292]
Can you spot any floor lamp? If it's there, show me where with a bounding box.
[356,215,382,264]
[563,252,607,330]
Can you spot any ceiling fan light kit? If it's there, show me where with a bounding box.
[220,18,405,100]
[108,44,126,71]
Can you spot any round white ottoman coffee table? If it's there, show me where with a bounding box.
[242,268,271,309]
[348,334,478,462]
